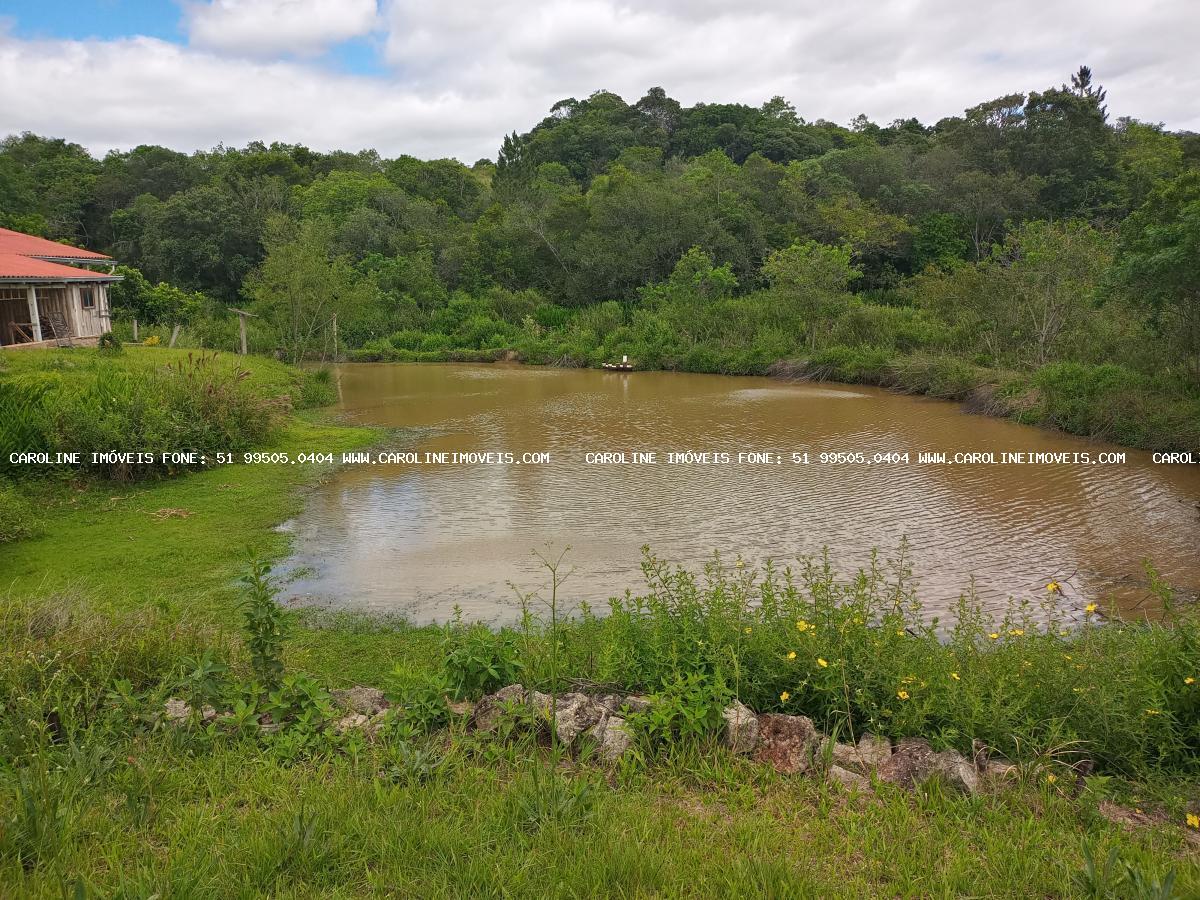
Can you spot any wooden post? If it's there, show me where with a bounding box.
[132,318,139,341]
[25,285,42,343]
[332,313,338,361]
[169,324,180,348]
[228,308,258,356]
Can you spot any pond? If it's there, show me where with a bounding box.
[280,363,1200,624]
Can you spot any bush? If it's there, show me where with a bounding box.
[516,549,1200,777]
[0,351,288,480]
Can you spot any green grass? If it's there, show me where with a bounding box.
[2,732,1196,897]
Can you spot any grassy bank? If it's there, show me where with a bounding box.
[2,347,1199,896]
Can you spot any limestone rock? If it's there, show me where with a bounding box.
[721,700,760,754]
[471,683,527,732]
[335,713,369,733]
[933,750,981,795]
[164,698,192,725]
[876,737,938,789]
[548,693,605,746]
[594,694,624,715]
[855,733,893,769]
[754,713,818,774]
[587,714,634,764]
[622,695,655,715]
[331,686,388,716]
[877,737,979,794]
[447,699,475,717]
[983,759,1019,781]
[828,733,894,774]
[827,765,871,790]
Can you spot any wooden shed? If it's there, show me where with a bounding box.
[0,227,122,348]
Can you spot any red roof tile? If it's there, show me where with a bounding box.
[0,227,112,261]
[0,255,120,281]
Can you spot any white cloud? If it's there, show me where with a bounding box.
[183,0,379,57]
[0,1,1197,163]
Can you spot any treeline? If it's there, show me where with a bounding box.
[2,68,1199,446]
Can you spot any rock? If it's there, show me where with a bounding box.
[933,750,981,795]
[829,741,862,771]
[876,737,979,794]
[622,695,655,715]
[335,713,369,733]
[827,733,894,773]
[877,737,938,789]
[855,733,893,769]
[721,700,760,754]
[594,694,624,715]
[554,695,605,746]
[827,765,871,791]
[983,759,1018,780]
[587,714,634,764]
[331,686,388,716]
[164,698,192,725]
[754,713,818,774]
[200,705,219,725]
[471,683,527,732]
[447,699,474,717]
[526,690,554,717]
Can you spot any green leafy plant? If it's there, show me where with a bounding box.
[442,622,524,699]
[627,671,732,749]
[238,556,288,692]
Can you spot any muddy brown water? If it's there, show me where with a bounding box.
[280,363,1200,624]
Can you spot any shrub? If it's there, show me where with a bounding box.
[0,352,287,480]
[442,622,524,700]
[517,549,1200,777]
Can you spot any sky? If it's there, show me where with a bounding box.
[0,0,1196,163]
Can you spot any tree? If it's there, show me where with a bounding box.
[245,217,375,362]
[1115,171,1200,380]
[762,241,859,348]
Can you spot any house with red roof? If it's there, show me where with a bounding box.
[0,227,122,348]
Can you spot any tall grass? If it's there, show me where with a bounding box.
[0,350,292,480]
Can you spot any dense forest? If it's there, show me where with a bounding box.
[2,67,1199,447]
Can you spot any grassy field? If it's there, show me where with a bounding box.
[1,348,1198,897]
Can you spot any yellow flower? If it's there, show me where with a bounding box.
[817,658,828,668]
[1046,581,1060,592]
[1064,654,1072,660]
[1187,813,1199,829]
[744,627,752,634]
[787,651,797,660]
[1046,773,1057,784]
[1059,629,1069,636]
[1072,687,1082,693]
[853,617,864,625]
[735,559,745,569]
[796,620,810,632]
[1085,602,1098,615]
[988,632,1000,640]
[1145,709,1161,716]
[897,690,910,701]
[896,629,905,636]
[1009,628,1025,636]
[1185,677,1196,685]
[950,672,960,681]
[780,691,790,702]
